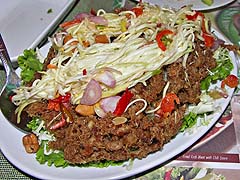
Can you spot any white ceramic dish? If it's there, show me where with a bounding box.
[0,30,238,180]
[0,0,76,62]
[141,0,235,11]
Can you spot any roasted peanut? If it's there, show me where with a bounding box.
[22,133,40,153]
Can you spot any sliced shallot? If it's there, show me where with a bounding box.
[80,79,102,105]
[74,12,93,20]
[100,96,121,113]
[95,71,116,88]
[89,16,108,26]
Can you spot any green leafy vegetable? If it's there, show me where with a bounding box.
[201,47,233,90]
[180,112,198,132]
[27,117,42,131]
[36,141,123,168]
[80,160,124,168]
[18,49,43,83]
[36,141,69,168]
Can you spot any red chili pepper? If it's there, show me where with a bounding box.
[59,19,82,29]
[113,89,134,116]
[51,93,71,103]
[47,100,60,111]
[156,29,174,51]
[221,74,239,89]
[47,93,71,111]
[156,92,180,117]
[202,33,215,47]
[131,6,143,17]
[50,116,67,130]
[60,103,73,123]
[83,69,87,75]
[186,11,204,21]
[186,11,215,47]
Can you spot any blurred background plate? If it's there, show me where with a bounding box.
[0,0,76,62]
[140,0,235,11]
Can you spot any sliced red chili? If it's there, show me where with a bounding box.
[202,33,215,47]
[83,69,87,75]
[47,100,60,111]
[156,29,174,51]
[156,92,180,117]
[51,93,71,103]
[113,89,134,116]
[60,103,73,123]
[47,93,71,111]
[49,116,67,130]
[221,74,239,89]
[186,11,204,21]
[186,11,215,47]
[132,7,143,17]
[59,19,82,29]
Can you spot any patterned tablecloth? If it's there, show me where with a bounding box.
[0,0,239,179]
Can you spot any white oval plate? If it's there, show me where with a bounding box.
[0,30,238,180]
[141,0,235,11]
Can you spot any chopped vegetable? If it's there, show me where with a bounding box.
[47,64,57,69]
[49,116,67,130]
[80,79,102,105]
[156,92,180,117]
[113,89,134,116]
[156,29,174,51]
[100,96,121,113]
[94,34,109,44]
[131,6,143,17]
[201,47,234,90]
[60,103,73,123]
[94,71,116,88]
[221,74,239,89]
[180,112,198,132]
[36,141,69,167]
[186,11,204,21]
[59,19,82,29]
[202,33,215,47]
[18,49,43,83]
[47,93,71,111]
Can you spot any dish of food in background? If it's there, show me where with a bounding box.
[216,6,240,46]
[0,0,76,62]
[140,0,235,10]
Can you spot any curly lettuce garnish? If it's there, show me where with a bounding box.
[201,47,233,90]
[18,49,43,83]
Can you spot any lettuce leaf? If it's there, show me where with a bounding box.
[201,47,233,90]
[18,49,43,83]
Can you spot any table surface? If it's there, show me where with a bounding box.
[0,0,239,179]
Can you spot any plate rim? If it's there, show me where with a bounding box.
[0,0,77,63]
[141,0,236,11]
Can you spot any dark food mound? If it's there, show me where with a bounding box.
[25,39,217,164]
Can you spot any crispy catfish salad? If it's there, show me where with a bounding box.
[13,3,238,167]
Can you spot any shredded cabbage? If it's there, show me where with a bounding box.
[12,3,208,120]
